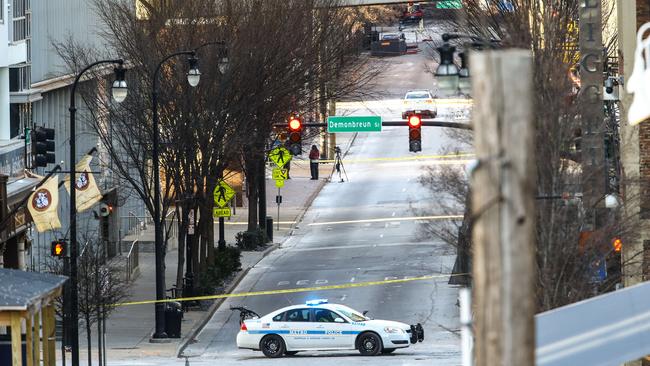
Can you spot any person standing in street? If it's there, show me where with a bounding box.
[309,145,320,180]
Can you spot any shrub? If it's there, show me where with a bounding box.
[196,246,242,295]
[235,228,268,250]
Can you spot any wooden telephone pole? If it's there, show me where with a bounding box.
[470,50,536,366]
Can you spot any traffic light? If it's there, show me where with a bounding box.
[51,240,67,258]
[32,126,55,168]
[287,114,303,155]
[408,114,422,152]
[612,238,622,253]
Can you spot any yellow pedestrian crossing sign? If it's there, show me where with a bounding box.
[272,168,288,180]
[213,180,235,208]
[275,179,285,188]
[213,207,231,218]
[269,147,291,168]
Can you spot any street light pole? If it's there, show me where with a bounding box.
[151,50,197,339]
[69,59,127,366]
[150,41,228,338]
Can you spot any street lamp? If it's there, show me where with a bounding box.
[187,56,201,87]
[69,59,126,366]
[151,40,229,339]
[435,42,460,96]
[151,50,198,339]
[458,52,471,96]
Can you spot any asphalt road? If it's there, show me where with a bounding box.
[177,46,467,365]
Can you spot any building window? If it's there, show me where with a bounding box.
[9,65,30,92]
[12,0,27,42]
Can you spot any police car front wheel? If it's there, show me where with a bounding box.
[260,334,286,358]
[357,332,383,356]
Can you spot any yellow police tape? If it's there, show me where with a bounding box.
[112,272,468,307]
[319,152,475,164]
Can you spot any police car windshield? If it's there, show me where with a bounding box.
[335,307,368,322]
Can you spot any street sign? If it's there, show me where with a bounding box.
[272,168,288,180]
[327,116,382,133]
[213,180,235,208]
[536,281,650,366]
[213,207,231,218]
[275,179,285,188]
[269,146,292,168]
[276,195,282,204]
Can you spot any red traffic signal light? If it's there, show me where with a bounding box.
[408,114,422,152]
[51,240,66,257]
[289,117,302,131]
[408,115,422,127]
[287,114,303,155]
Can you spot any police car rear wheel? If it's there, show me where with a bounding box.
[358,332,382,356]
[260,335,285,358]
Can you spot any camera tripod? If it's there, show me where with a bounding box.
[331,146,348,183]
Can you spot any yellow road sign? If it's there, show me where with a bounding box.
[269,146,291,168]
[213,180,235,208]
[275,179,285,188]
[213,207,231,218]
[272,168,288,180]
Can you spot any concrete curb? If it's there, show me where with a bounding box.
[176,243,278,357]
[176,132,358,358]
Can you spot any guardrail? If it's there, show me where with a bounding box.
[125,240,139,282]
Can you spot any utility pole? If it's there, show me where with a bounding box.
[470,49,535,366]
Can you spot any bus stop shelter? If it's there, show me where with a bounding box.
[0,268,67,366]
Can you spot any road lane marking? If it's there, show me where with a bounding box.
[307,215,463,226]
[350,277,355,283]
[112,272,467,307]
[277,281,290,286]
[296,280,309,285]
[379,234,384,238]
[289,242,442,252]
[392,212,396,217]
[315,280,329,285]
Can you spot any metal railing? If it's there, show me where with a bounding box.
[121,211,148,237]
[164,209,178,239]
[125,240,139,282]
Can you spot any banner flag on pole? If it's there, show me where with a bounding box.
[64,155,103,212]
[27,175,62,233]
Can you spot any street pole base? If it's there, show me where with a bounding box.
[150,332,171,343]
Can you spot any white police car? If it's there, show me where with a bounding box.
[234,299,424,358]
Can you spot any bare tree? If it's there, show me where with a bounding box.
[55,0,382,292]
[45,235,131,366]
[417,0,636,310]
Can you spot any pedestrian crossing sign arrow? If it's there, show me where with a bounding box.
[213,180,235,208]
[213,207,231,218]
[269,147,291,168]
[272,168,288,180]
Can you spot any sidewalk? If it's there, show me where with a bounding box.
[66,134,356,364]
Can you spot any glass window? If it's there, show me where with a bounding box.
[272,312,285,322]
[314,309,344,323]
[285,308,310,322]
[406,92,431,99]
[335,307,368,322]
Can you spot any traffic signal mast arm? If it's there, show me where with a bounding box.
[273,120,473,130]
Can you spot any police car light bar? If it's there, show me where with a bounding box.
[306,299,328,306]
